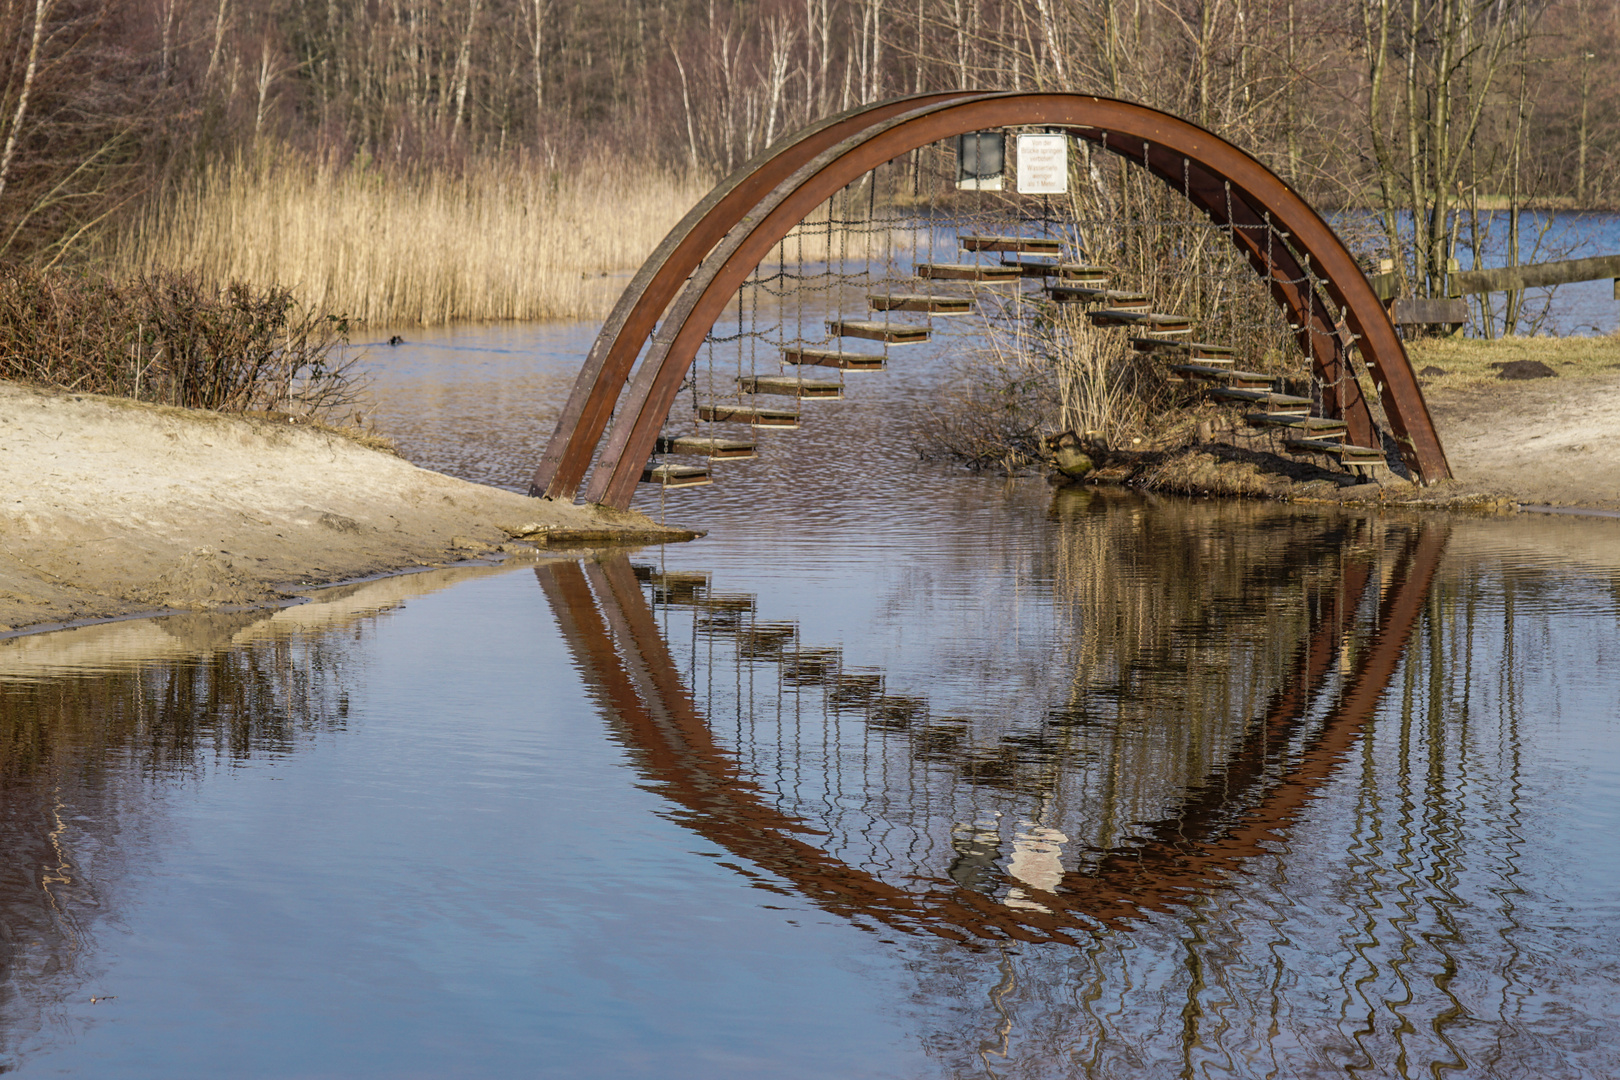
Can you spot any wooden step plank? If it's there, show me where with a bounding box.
[1284,438,1385,460]
[1170,363,1276,387]
[827,318,930,344]
[656,435,758,459]
[914,262,1023,283]
[1243,414,1348,436]
[1208,388,1312,414]
[640,463,712,488]
[737,374,843,399]
[1056,263,1111,283]
[1048,285,1150,308]
[1089,310,1194,334]
[781,346,886,371]
[1131,338,1235,360]
[997,260,1111,283]
[868,293,972,314]
[697,403,800,428]
[958,234,1064,255]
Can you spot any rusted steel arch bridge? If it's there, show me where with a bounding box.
[531,91,1451,509]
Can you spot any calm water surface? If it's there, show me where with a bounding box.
[2,311,1618,1078]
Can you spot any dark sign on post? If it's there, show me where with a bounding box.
[956,131,1005,191]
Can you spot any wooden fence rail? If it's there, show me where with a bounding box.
[1447,254,1620,296]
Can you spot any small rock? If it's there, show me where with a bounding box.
[1053,446,1094,479]
[1419,365,1448,377]
[1492,360,1557,380]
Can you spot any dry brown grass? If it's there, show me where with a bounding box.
[109,148,714,326]
[1407,334,1620,391]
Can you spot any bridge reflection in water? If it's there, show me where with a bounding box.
[537,514,1448,942]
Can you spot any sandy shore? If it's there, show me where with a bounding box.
[1422,369,1620,511]
[5,347,1616,636]
[1,382,690,635]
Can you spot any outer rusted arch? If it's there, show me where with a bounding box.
[566,94,1450,508]
[528,90,996,501]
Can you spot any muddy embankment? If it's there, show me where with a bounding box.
[0,382,691,635]
[1060,340,1620,514]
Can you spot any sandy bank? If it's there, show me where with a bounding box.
[1,382,688,635]
[1074,340,1620,513]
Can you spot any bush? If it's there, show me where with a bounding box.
[0,265,362,416]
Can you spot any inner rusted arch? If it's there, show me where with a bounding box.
[563,94,1450,508]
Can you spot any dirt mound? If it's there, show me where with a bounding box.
[1493,359,1558,379]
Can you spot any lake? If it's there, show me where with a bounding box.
[2,289,1619,1077]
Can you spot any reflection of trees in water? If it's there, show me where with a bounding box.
[0,618,357,1067]
[633,493,1407,906]
[887,527,1616,1078]
[560,500,1620,1077]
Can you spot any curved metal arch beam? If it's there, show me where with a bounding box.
[573,93,1450,509]
[528,90,997,501]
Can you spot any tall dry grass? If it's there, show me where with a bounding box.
[111,148,714,326]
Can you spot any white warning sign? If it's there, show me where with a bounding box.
[1016,133,1069,195]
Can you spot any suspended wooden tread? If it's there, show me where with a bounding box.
[697,403,800,428]
[958,234,1064,255]
[1169,364,1276,388]
[1208,388,1313,414]
[914,263,1023,283]
[868,293,972,314]
[781,346,885,371]
[1131,338,1235,361]
[994,259,1112,283]
[828,319,930,344]
[1284,438,1386,461]
[1089,310,1194,335]
[1047,286,1150,309]
[655,435,758,459]
[640,463,712,488]
[738,374,843,399]
[1244,414,1348,436]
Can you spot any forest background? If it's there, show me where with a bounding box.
[1,0,1616,326]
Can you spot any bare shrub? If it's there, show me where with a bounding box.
[0,265,363,416]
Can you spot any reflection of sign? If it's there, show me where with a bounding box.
[956,131,1005,191]
[1016,133,1068,195]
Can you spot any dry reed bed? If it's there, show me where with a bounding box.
[114,151,714,326]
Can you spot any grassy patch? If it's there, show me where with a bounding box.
[1407,334,1620,392]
